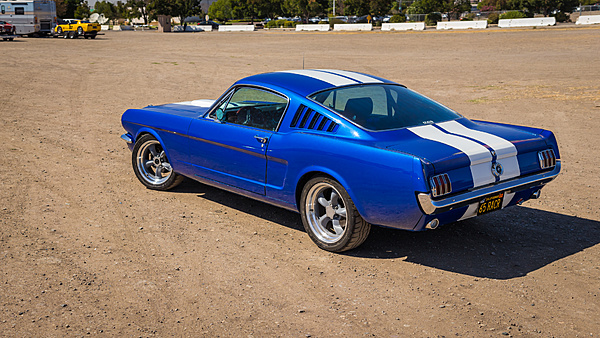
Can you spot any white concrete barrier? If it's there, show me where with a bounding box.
[576,15,600,25]
[119,25,134,31]
[218,25,255,32]
[498,17,556,28]
[295,24,330,31]
[381,22,425,31]
[437,21,487,30]
[101,25,110,31]
[173,25,212,32]
[333,23,372,31]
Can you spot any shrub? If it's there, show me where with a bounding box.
[461,13,476,21]
[487,13,499,24]
[265,19,297,28]
[499,11,527,19]
[389,14,406,23]
[329,18,345,28]
[551,12,570,22]
[425,12,442,26]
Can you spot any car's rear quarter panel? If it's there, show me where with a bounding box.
[266,94,427,230]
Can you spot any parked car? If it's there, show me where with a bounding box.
[120,70,561,252]
[197,20,219,30]
[55,19,100,38]
[0,20,16,34]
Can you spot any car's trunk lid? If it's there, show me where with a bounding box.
[381,118,549,191]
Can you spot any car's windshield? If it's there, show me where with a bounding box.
[309,84,461,131]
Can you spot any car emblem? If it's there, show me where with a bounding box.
[492,162,503,177]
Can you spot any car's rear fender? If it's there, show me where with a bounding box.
[283,139,426,230]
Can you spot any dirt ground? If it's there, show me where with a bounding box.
[1,26,599,337]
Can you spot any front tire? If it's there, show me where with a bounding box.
[132,134,183,190]
[300,176,371,252]
[77,26,83,35]
[57,27,62,34]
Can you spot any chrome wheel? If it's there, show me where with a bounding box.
[135,139,173,185]
[304,182,348,244]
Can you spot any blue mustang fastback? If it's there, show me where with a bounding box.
[121,70,560,252]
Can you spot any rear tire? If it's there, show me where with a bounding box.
[77,26,83,35]
[132,134,183,191]
[300,176,371,252]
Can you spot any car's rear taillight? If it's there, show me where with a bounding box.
[538,149,556,169]
[430,173,452,197]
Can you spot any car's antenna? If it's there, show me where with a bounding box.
[302,52,305,69]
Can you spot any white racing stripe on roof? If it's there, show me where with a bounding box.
[280,70,358,86]
[437,120,520,180]
[316,69,383,84]
[408,125,495,188]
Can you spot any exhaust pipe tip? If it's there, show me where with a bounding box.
[425,219,439,230]
[531,190,541,199]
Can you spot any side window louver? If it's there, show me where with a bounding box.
[290,104,338,133]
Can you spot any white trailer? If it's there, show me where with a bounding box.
[0,0,56,36]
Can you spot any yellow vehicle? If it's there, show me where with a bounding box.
[55,19,100,39]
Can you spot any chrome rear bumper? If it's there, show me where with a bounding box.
[417,161,561,215]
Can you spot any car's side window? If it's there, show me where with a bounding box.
[210,87,287,132]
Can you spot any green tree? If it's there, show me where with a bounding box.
[152,0,201,25]
[447,0,470,19]
[56,0,82,18]
[370,0,394,16]
[284,0,328,22]
[128,0,152,24]
[344,0,369,15]
[94,0,116,21]
[208,0,234,20]
[406,0,445,14]
[74,1,91,18]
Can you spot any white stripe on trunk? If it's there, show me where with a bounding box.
[437,120,520,180]
[408,125,495,187]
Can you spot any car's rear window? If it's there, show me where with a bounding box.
[309,84,461,131]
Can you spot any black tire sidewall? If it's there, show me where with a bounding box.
[300,176,359,252]
[131,134,180,191]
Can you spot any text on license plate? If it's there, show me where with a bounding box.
[477,192,504,215]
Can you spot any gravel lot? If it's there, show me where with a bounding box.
[1,27,599,336]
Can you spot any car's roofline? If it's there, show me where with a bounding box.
[236,69,397,97]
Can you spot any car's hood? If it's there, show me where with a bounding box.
[144,99,216,116]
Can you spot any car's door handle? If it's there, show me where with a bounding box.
[254,136,268,144]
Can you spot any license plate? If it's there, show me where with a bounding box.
[477,192,504,215]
